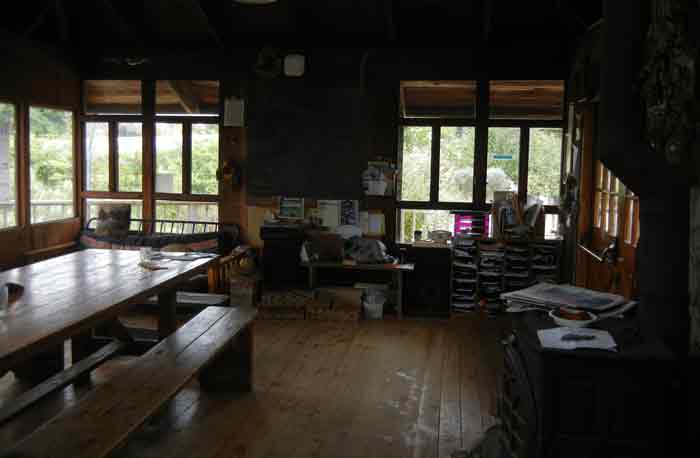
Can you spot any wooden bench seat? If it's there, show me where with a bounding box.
[144,291,230,311]
[2,306,257,458]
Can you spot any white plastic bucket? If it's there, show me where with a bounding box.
[363,288,386,319]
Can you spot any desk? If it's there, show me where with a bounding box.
[0,249,217,376]
[300,261,415,318]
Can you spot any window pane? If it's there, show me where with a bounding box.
[625,199,635,244]
[85,122,109,191]
[0,103,17,229]
[486,127,520,203]
[528,128,562,205]
[85,198,143,231]
[594,191,602,228]
[30,107,74,223]
[156,200,218,226]
[399,209,453,243]
[118,123,142,192]
[439,126,474,202]
[400,126,432,201]
[156,80,219,116]
[156,123,183,193]
[609,195,619,236]
[84,80,142,115]
[191,124,219,195]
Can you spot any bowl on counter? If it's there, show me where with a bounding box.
[549,307,597,328]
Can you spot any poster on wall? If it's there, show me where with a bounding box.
[340,200,359,226]
[317,200,341,228]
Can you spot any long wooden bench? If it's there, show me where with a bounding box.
[2,306,257,458]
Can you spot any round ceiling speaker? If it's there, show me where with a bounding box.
[284,54,305,77]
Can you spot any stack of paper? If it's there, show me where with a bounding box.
[537,327,617,351]
[501,282,627,312]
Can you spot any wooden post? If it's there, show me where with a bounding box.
[199,323,253,392]
[395,270,404,319]
[158,290,177,340]
[71,330,94,385]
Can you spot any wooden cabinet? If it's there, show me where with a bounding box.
[403,245,451,318]
[501,313,682,458]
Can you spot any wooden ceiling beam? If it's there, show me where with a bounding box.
[181,0,224,49]
[98,0,141,45]
[483,0,493,43]
[20,0,54,39]
[166,80,200,114]
[55,0,69,45]
[383,0,395,42]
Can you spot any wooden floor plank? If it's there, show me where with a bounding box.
[113,318,313,458]
[438,326,463,458]
[1,315,509,458]
[363,320,437,458]
[459,316,484,451]
[411,322,447,458]
[214,320,328,458]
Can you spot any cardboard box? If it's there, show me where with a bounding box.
[307,287,362,321]
[317,287,363,307]
[258,307,306,320]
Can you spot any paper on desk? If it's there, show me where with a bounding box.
[537,327,617,351]
[154,252,216,261]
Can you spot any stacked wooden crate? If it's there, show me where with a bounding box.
[259,287,362,321]
[258,290,312,319]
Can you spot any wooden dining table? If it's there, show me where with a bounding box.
[0,249,219,378]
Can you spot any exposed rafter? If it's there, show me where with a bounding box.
[182,0,224,49]
[98,0,141,45]
[54,0,69,45]
[483,0,493,43]
[167,80,200,114]
[21,0,54,39]
[383,0,395,42]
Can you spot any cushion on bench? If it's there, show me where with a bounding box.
[3,306,257,458]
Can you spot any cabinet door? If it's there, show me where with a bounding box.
[574,106,639,299]
[404,246,451,317]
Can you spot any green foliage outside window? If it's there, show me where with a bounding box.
[528,128,563,205]
[0,103,17,228]
[191,124,218,195]
[400,126,431,201]
[29,107,74,223]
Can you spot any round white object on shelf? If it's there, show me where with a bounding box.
[284,54,305,77]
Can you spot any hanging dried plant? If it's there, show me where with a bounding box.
[639,0,698,165]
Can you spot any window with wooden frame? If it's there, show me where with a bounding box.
[81,80,220,225]
[623,190,640,247]
[397,80,565,242]
[29,107,75,224]
[0,102,18,229]
[592,161,632,240]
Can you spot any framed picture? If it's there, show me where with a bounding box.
[279,197,304,219]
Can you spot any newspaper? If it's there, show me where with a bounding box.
[501,283,627,312]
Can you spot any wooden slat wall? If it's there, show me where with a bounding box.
[0,44,82,270]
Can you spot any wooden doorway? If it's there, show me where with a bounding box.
[572,105,640,299]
